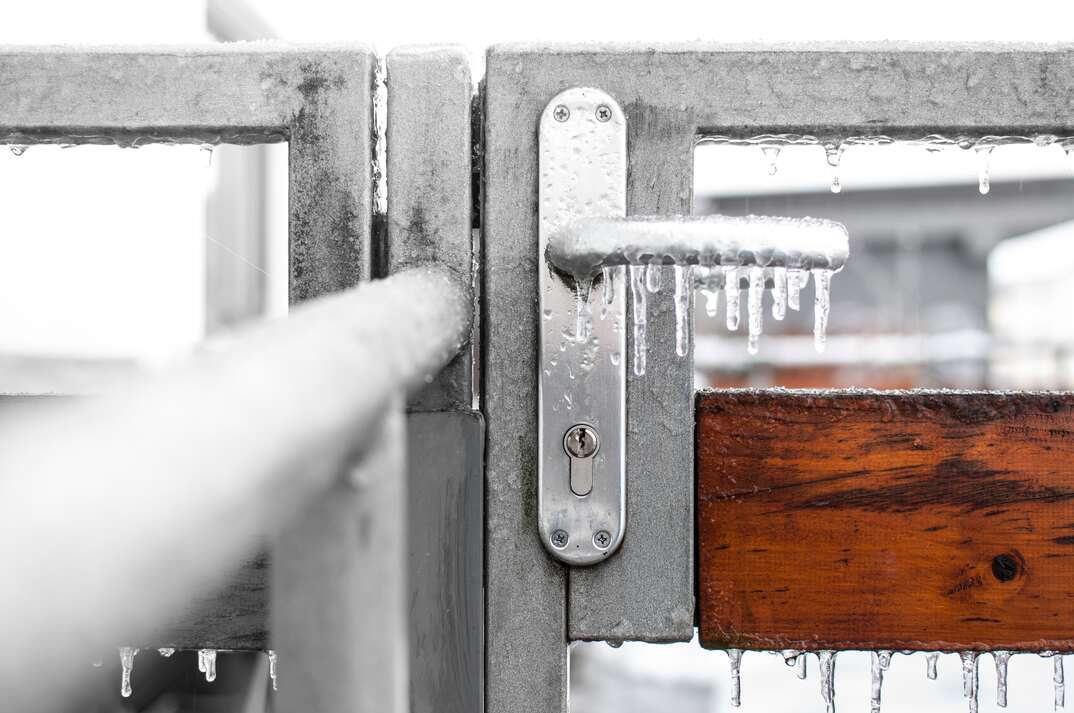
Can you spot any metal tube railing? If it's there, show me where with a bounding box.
[0,265,470,712]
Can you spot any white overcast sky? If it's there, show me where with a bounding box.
[1,1,1073,49]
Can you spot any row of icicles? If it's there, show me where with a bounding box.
[102,647,278,698]
[578,263,835,377]
[701,133,1074,196]
[7,143,216,166]
[721,649,1069,713]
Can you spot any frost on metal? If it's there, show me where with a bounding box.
[547,215,849,278]
[547,214,849,372]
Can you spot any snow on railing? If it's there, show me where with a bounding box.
[0,266,469,710]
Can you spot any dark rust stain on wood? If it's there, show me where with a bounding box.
[697,389,1074,652]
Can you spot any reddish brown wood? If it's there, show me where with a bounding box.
[697,389,1074,652]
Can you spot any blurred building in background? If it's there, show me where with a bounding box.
[693,142,1074,391]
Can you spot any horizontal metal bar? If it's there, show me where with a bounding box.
[0,43,372,144]
[0,266,469,713]
[547,215,849,277]
[490,44,1074,137]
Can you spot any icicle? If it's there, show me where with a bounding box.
[724,266,740,331]
[645,257,662,293]
[747,266,764,355]
[780,650,808,679]
[600,267,615,321]
[1065,146,1074,180]
[200,144,214,168]
[119,647,138,698]
[574,278,593,342]
[8,145,26,157]
[812,268,832,353]
[761,145,781,175]
[772,266,788,320]
[1056,655,1065,710]
[825,144,844,194]
[976,146,993,195]
[267,650,279,692]
[927,652,940,680]
[158,648,175,658]
[960,651,979,713]
[993,651,1010,707]
[629,265,647,376]
[697,267,722,318]
[870,651,892,713]
[727,649,743,707]
[787,268,803,311]
[197,649,217,683]
[818,650,837,713]
[673,265,691,357]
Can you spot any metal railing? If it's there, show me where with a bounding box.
[0,266,470,713]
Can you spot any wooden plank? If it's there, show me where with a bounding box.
[387,45,474,410]
[697,389,1074,652]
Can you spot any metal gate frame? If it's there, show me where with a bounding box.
[7,39,1074,713]
[483,43,1074,713]
[0,42,482,713]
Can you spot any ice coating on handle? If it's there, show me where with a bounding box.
[547,214,850,279]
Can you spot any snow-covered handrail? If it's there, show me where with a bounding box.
[0,266,469,712]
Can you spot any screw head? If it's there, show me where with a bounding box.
[595,105,612,122]
[550,529,569,549]
[552,104,570,122]
[564,424,600,459]
[593,530,612,550]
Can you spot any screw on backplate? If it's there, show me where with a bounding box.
[595,105,612,122]
[550,529,569,549]
[564,424,599,459]
[553,105,570,122]
[593,530,612,549]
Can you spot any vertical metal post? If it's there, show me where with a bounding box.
[272,407,408,713]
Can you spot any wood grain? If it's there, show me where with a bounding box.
[697,389,1074,652]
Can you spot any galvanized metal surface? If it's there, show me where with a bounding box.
[407,411,484,713]
[0,44,375,301]
[387,45,475,410]
[273,407,408,713]
[538,87,628,566]
[488,44,1074,659]
[486,47,698,674]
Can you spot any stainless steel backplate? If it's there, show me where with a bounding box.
[537,87,627,566]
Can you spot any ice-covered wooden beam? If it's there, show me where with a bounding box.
[697,389,1074,652]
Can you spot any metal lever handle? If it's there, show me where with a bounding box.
[547,214,849,280]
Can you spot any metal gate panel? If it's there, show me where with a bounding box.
[484,42,1074,713]
[0,44,376,654]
